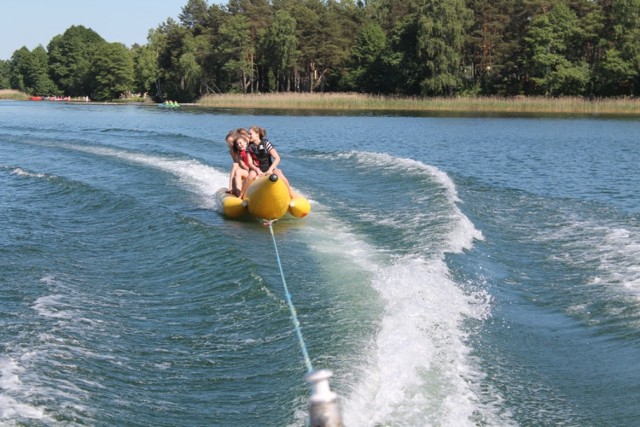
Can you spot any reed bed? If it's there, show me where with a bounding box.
[0,89,30,100]
[199,92,640,115]
[3,89,639,115]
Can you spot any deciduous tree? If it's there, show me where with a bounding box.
[524,4,590,96]
[133,44,159,97]
[415,0,472,96]
[260,10,298,91]
[8,46,58,95]
[346,22,388,92]
[91,42,134,101]
[218,14,253,93]
[47,25,105,96]
[0,60,10,89]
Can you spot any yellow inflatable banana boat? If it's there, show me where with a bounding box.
[216,174,311,220]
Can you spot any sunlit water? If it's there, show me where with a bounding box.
[1,101,640,426]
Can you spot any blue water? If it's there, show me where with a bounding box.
[1,101,640,426]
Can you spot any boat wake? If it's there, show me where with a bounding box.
[297,151,511,426]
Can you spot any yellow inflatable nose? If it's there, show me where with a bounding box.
[244,174,291,220]
[217,174,311,220]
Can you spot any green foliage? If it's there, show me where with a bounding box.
[313,0,359,92]
[48,25,106,96]
[179,0,210,34]
[260,10,298,92]
[91,43,134,101]
[609,0,640,94]
[594,47,636,95]
[385,17,423,95]
[28,46,59,95]
[465,0,514,94]
[218,14,253,93]
[524,4,590,96]
[0,60,10,89]
[8,48,29,92]
[415,0,473,96]
[9,46,58,95]
[5,0,640,100]
[133,45,159,96]
[345,22,388,92]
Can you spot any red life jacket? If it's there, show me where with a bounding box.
[239,149,252,169]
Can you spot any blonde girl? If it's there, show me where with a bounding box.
[244,126,295,198]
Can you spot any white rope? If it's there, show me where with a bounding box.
[266,220,314,374]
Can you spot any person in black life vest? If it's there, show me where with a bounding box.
[242,126,295,199]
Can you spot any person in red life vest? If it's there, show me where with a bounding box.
[234,133,262,199]
[243,126,295,198]
[225,128,252,197]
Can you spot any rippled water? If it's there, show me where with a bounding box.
[1,101,640,426]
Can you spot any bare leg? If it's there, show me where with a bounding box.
[239,171,258,199]
[232,169,248,197]
[228,163,239,192]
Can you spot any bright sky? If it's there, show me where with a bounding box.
[0,0,224,60]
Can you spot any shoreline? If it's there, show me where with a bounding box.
[3,89,640,116]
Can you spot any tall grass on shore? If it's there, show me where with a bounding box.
[199,92,640,115]
[4,89,639,114]
[0,89,29,101]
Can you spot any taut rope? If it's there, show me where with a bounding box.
[265,220,314,374]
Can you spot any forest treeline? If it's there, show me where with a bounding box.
[0,0,639,102]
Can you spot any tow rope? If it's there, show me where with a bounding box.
[264,219,313,374]
[263,219,343,426]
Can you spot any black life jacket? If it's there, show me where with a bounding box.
[249,139,272,172]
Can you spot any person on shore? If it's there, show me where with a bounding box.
[241,126,295,199]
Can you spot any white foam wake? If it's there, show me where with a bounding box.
[59,143,229,209]
[0,357,51,422]
[299,152,507,426]
[341,257,497,426]
[0,274,90,425]
[544,216,640,316]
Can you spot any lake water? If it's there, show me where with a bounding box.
[1,101,640,426]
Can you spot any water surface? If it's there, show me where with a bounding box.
[1,101,640,426]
